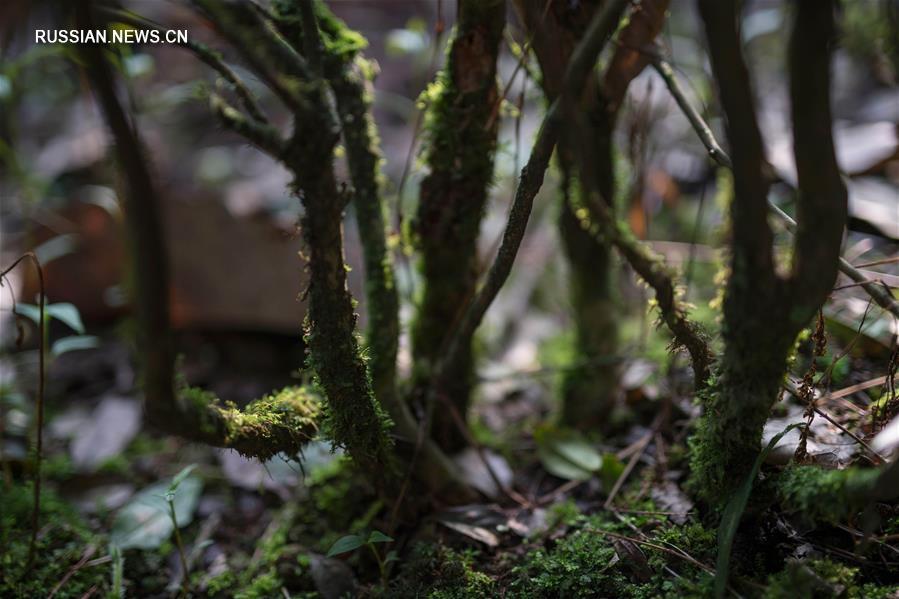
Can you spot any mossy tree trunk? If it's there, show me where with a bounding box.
[412,0,506,452]
[76,0,323,462]
[689,0,848,504]
[515,0,669,429]
[196,0,473,502]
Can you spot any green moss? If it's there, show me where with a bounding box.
[236,567,282,599]
[294,456,380,554]
[508,513,716,599]
[774,464,882,523]
[180,384,322,461]
[272,0,366,74]
[764,558,897,599]
[387,543,496,599]
[0,484,109,598]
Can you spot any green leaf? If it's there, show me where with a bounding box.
[535,425,602,481]
[33,234,78,265]
[326,534,365,557]
[46,303,86,333]
[110,476,202,550]
[170,464,197,493]
[15,303,41,325]
[17,302,85,333]
[367,530,394,544]
[51,335,99,357]
[714,423,803,598]
[384,550,399,564]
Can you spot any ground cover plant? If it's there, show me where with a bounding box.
[1,0,898,597]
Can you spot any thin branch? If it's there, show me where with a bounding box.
[436,0,632,387]
[209,92,286,159]
[191,0,312,117]
[769,203,899,320]
[553,32,715,387]
[783,379,887,463]
[97,7,267,123]
[297,0,324,77]
[650,55,731,169]
[649,49,899,322]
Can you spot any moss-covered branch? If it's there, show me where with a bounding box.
[264,0,473,502]
[330,58,400,414]
[534,0,712,392]
[209,93,287,159]
[439,0,635,401]
[191,0,312,116]
[179,386,321,461]
[411,0,506,451]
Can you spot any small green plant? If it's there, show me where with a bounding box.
[327,529,397,587]
[164,465,196,597]
[109,544,124,599]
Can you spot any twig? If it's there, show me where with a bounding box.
[854,256,899,269]
[783,379,887,462]
[209,93,286,159]
[96,7,267,123]
[442,396,531,507]
[48,545,97,598]
[649,48,899,321]
[605,433,651,509]
[436,0,631,388]
[1,252,45,565]
[587,528,716,575]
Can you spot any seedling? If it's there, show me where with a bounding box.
[326,530,397,587]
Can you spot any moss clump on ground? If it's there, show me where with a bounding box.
[508,510,717,598]
[0,485,109,598]
[764,558,897,599]
[207,457,378,597]
[774,464,882,523]
[385,543,496,599]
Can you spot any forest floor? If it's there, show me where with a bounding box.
[2,315,898,598]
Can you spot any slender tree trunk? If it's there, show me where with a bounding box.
[514,0,622,429]
[689,0,847,503]
[412,0,505,452]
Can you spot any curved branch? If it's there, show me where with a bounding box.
[209,92,286,159]
[97,7,268,123]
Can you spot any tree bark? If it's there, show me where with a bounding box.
[412,0,506,451]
